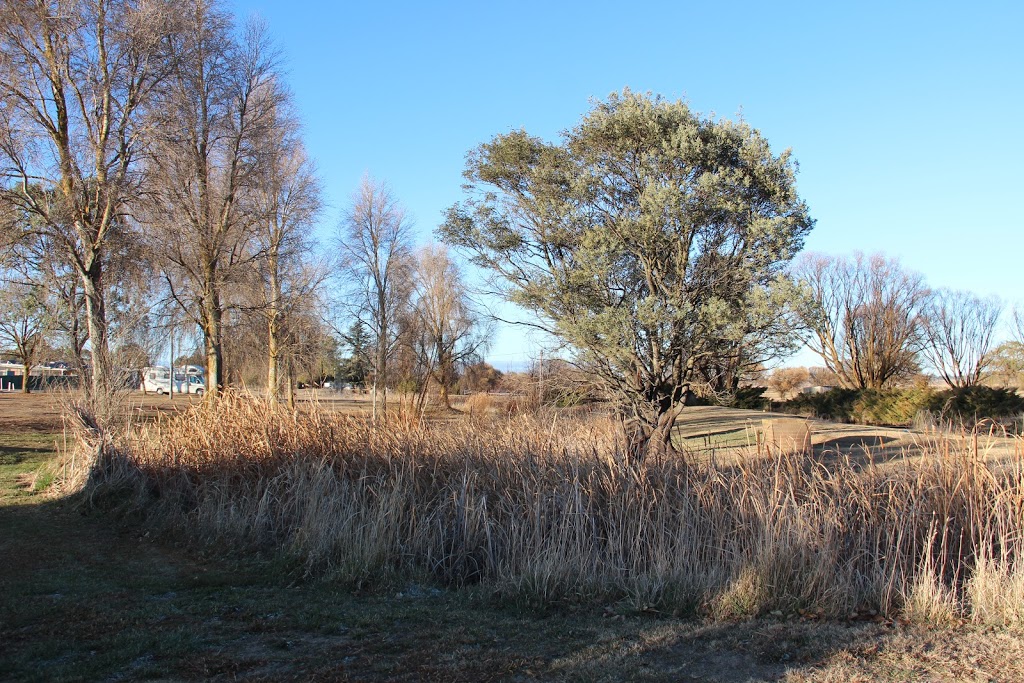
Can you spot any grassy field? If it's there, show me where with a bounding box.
[2,391,1024,681]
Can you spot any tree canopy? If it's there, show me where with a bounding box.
[440,90,813,458]
[794,252,929,390]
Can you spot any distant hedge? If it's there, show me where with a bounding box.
[930,385,1024,423]
[695,386,770,410]
[780,386,1024,427]
[730,386,770,410]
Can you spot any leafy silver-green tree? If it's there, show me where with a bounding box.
[986,341,1024,391]
[440,91,813,459]
[985,307,1024,391]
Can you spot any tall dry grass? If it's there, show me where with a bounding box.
[67,393,1024,623]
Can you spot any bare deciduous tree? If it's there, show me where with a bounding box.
[248,114,322,400]
[410,244,489,409]
[808,366,841,387]
[287,311,336,395]
[147,6,282,396]
[0,0,175,397]
[0,204,19,260]
[768,366,809,400]
[1012,307,1024,345]
[337,176,414,422]
[219,307,265,386]
[0,270,55,393]
[921,289,1002,388]
[795,252,929,390]
[23,233,89,377]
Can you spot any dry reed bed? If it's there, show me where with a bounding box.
[72,394,1024,624]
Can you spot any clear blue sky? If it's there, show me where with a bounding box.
[232,0,1023,370]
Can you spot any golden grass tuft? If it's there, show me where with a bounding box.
[65,392,1024,622]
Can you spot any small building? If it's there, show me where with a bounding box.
[0,361,73,391]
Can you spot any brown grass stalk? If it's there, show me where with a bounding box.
[64,393,1024,622]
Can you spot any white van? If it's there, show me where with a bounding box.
[180,374,206,395]
[141,367,205,396]
[142,367,171,394]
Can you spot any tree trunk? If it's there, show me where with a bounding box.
[285,357,295,409]
[267,316,279,400]
[80,261,109,399]
[622,401,684,463]
[68,311,88,387]
[374,341,388,421]
[435,345,453,409]
[16,340,34,395]
[203,313,222,399]
[266,257,281,400]
[202,279,223,398]
[20,364,31,394]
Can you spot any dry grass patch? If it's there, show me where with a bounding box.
[63,393,1024,625]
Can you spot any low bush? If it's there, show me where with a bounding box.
[727,386,769,410]
[782,385,1024,427]
[927,386,1024,426]
[780,387,861,422]
[850,388,934,425]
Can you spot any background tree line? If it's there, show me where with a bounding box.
[0,6,1018,453]
[0,0,488,407]
[790,251,1019,393]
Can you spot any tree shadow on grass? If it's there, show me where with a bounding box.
[0,443,54,465]
[812,435,906,468]
[563,617,896,682]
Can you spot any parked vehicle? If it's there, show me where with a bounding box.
[141,367,171,394]
[141,367,205,396]
[181,374,206,396]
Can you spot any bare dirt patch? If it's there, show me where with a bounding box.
[0,389,210,432]
[0,391,66,432]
